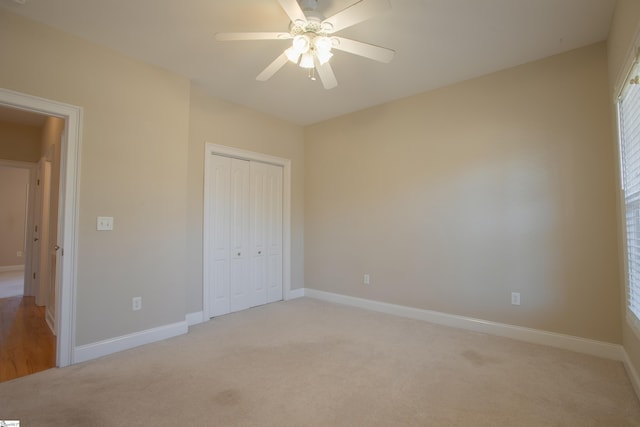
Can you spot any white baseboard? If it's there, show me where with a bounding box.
[0,264,24,273]
[623,349,640,400]
[45,308,56,336]
[304,289,624,361]
[73,321,188,364]
[287,288,305,300]
[186,311,205,326]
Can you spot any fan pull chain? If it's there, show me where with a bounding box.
[308,68,317,81]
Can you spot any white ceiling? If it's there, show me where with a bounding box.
[1,0,616,125]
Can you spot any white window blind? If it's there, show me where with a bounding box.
[619,58,640,322]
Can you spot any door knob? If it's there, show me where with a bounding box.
[34,238,39,242]
[54,245,61,251]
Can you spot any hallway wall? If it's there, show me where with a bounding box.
[0,166,29,268]
[0,120,40,163]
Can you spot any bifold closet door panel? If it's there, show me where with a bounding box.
[250,162,283,307]
[229,158,251,313]
[209,155,231,317]
[265,163,283,304]
[250,161,269,308]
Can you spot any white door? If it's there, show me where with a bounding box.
[209,155,231,316]
[207,155,251,316]
[251,162,283,305]
[37,160,52,308]
[29,164,43,299]
[265,164,283,303]
[228,158,251,313]
[250,162,268,308]
[206,153,283,318]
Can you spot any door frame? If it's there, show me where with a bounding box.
[0,88,82,368]
[203,143,292,320]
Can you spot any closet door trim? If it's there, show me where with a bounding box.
[203,143,292,319]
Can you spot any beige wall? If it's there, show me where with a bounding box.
[1,11,191,345]
[305,42,620,343]
[0,166,29,267]
[607,0,640,394]
[0,120,41,162]
[187,85,304,314]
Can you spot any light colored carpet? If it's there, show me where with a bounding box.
[0,270,23,299]
[1,298,639,426]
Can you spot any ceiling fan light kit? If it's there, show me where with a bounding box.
[285,31,334,69]
[216,0,395,90]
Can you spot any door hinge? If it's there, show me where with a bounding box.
[33,272,36,280]
[37,179,40,185]
[35,225,38,232]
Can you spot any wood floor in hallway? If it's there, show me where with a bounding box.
[0,296,55,382]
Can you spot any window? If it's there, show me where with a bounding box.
[618,53,640,324]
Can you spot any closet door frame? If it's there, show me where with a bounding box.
[203,143,292,319]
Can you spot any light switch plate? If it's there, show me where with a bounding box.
[97,216,114,231]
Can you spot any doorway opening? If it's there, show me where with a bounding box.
[0,88,82,371]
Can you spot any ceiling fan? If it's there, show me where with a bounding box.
[216,0,395,90]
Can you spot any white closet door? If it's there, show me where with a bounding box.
[206,153,282,318]
[264,163,283,303]
[250,162,268,308]
[250,162,283,306]
[209,155,231,316]
[229,158,251,313]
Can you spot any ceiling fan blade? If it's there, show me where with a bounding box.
[216,32,291,41]
[256,52,289,81]
[333,37,395,63]
[278,0,307,23]
[322,0,391,33]
[314,59,338,90]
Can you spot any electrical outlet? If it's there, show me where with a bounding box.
[132,296,142,311]
[364,274,370,285]
[511,292,521,306]
[16,251,23,257]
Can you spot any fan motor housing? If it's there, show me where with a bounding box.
[290,14,333,37]
[299,0,318,12]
